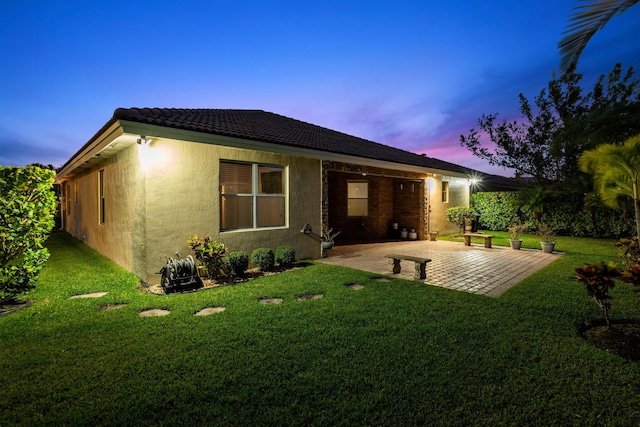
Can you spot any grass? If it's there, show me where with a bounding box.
[1,232,640,425]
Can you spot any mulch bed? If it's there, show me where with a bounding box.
[580,319,640,362]
[144,264,305,295]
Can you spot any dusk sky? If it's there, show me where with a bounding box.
[1,0,639,176]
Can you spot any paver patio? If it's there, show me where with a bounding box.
[317,239,561,297]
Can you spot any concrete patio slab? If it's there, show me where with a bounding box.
[317,240,561,297]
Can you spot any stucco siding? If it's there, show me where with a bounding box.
[142,138,322,283]
[428,176,470,235]
[62,144,144,275]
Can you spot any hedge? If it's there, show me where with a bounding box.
[471,191,634,238]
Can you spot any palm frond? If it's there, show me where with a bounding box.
[558,0,639,73]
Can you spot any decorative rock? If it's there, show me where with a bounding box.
[297,294,324,301]
[98,303,128,311]
[259,298,284,304]
[69,292,108,299]
[138,309,171,317]
[195,307,226,316]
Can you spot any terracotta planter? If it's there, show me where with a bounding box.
[429,232,438,241]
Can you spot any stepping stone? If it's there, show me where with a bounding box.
[195,307,226,316]
[346,284,364,290]
[69,292,108,299]
[99,303,128,311]
[138,309,171,317]
[373,278,390,283]
[259,298,284,304]
[297,294,324,301]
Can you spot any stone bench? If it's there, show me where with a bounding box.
[463,232,494,248]
[386,254,432,281]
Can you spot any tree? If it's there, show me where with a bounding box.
[559,0,639,73]
[0,166,57,303]
[460,63,640,187]
[578,134,640,241]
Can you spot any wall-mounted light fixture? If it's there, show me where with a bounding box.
[137,135,151,145]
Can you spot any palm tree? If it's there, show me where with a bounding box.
[558,0,639,73]
[578,134,640,240]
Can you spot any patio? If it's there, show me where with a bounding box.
[317,239,562,297]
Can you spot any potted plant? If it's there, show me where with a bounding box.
[321,224,341,250]
[538,223,555,253]
[429,225,439,241]
[508,223,527,250]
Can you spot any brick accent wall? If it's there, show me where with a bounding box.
[323,161,429,242]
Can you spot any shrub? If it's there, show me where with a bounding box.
[446,206,476,233]
[251,248,275,272]
[187,235,228,279]
[0,166,57,303]
[575,262,621,327]
[471,192,520,231]
[615,237,640,269]
[276,246,296,268]
[471,190,633,237]
[228,251,249,276]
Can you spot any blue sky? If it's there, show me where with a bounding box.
[1,0,639,176]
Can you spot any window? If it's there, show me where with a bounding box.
[74,182,78,204]
[348,181,368,217]
[66,183,71,215]
[98,170,105,225]
[220,162,286,230]
[442,181,449,203]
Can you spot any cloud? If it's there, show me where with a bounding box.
[0,131,72,167]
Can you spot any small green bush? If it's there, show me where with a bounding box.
[228,251,249,276]
[187,235,228,279]
[276,246,296,268]
[251,248,274,272]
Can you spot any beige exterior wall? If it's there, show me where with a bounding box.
[62,144,145,276]
[142,137,322,284]
[427,175,470,235]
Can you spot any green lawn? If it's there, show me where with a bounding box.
[1,232,640,426]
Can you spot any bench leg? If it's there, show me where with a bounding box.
[485,237,492,248]
[388,258,401,274]
[414,262,426,281]
[464,235,471,246]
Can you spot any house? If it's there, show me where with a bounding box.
[55,108,496,283]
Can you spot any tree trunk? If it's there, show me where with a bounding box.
[635,196,640,242]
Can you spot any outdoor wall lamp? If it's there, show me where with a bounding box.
[137,135,151,145]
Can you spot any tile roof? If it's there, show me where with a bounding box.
[112,108,475,175]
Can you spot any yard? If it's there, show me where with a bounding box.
[1,232,640,425]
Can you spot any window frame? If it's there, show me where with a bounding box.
[219,161,287,231]
[347,180,369,217]
[66,183,71,216]
[98,169,105,225]
[442,181,449,203]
